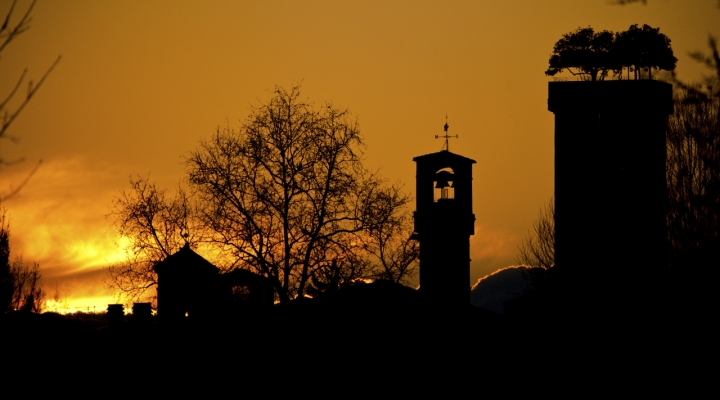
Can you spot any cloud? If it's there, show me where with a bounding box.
[468,223,521,281]
[470,223,518,262]
[1,156,128,310]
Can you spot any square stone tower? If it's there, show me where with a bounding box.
[548,80,673,296]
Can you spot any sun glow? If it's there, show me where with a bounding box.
[60,236,130,270]
[44,296,114,315]
[99,236,132,266]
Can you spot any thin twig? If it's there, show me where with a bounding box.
[0,159,41,201]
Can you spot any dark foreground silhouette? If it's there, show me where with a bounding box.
[2,276,708,386]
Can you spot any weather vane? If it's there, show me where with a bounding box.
[182,232,190,246]
[435,115,458,151]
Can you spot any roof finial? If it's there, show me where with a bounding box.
[182,232,190,248]
[435,115,458,151]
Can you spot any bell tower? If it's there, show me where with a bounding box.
[413,123,476,308]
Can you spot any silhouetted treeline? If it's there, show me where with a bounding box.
[0,210,44,313]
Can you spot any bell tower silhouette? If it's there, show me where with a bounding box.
[412,122,476,308]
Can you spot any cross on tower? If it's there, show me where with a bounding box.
[435,115,458,151]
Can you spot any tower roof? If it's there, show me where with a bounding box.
[412,150,476,165]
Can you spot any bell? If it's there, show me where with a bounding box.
[435,179,451,189]
[434,170,454,189]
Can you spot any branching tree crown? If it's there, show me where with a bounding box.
[107,86,416,305]
[106,177,200,304]
[187,85,412,304]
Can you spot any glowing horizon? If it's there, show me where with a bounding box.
[1,0,718,311]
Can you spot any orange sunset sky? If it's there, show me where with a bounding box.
[1,0,718,312]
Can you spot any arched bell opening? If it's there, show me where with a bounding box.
[433,168,455,202]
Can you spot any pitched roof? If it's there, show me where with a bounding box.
[153,243,219,275]
[412,149,476,164]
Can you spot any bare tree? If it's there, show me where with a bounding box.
[0,0,61,200]
[687,36,720,93]
[364,208,418,285]
[0,209,13,311]
[9,257,44,312]
[106,176,201,304]
[667,37,720,272]
[187,85,411,304]
[514,196,560,296]
[0,208,44,313]
[516,195,555,269]
[1,0,61,145]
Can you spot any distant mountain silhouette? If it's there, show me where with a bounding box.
[470,266,533,314]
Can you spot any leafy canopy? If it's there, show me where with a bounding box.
[546,24,677,81]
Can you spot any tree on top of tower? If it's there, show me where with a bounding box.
[614,24,677,80]
[545,27,615,81]
[545,24,677,81]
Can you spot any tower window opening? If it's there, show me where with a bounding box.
[434,181,454,202]
[433,168,455,202]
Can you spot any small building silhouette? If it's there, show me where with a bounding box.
[412,149,476,308]
[153,243,274,323]
[106,304,125,328]
[131,302,152,326]
[220,269,275,310]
